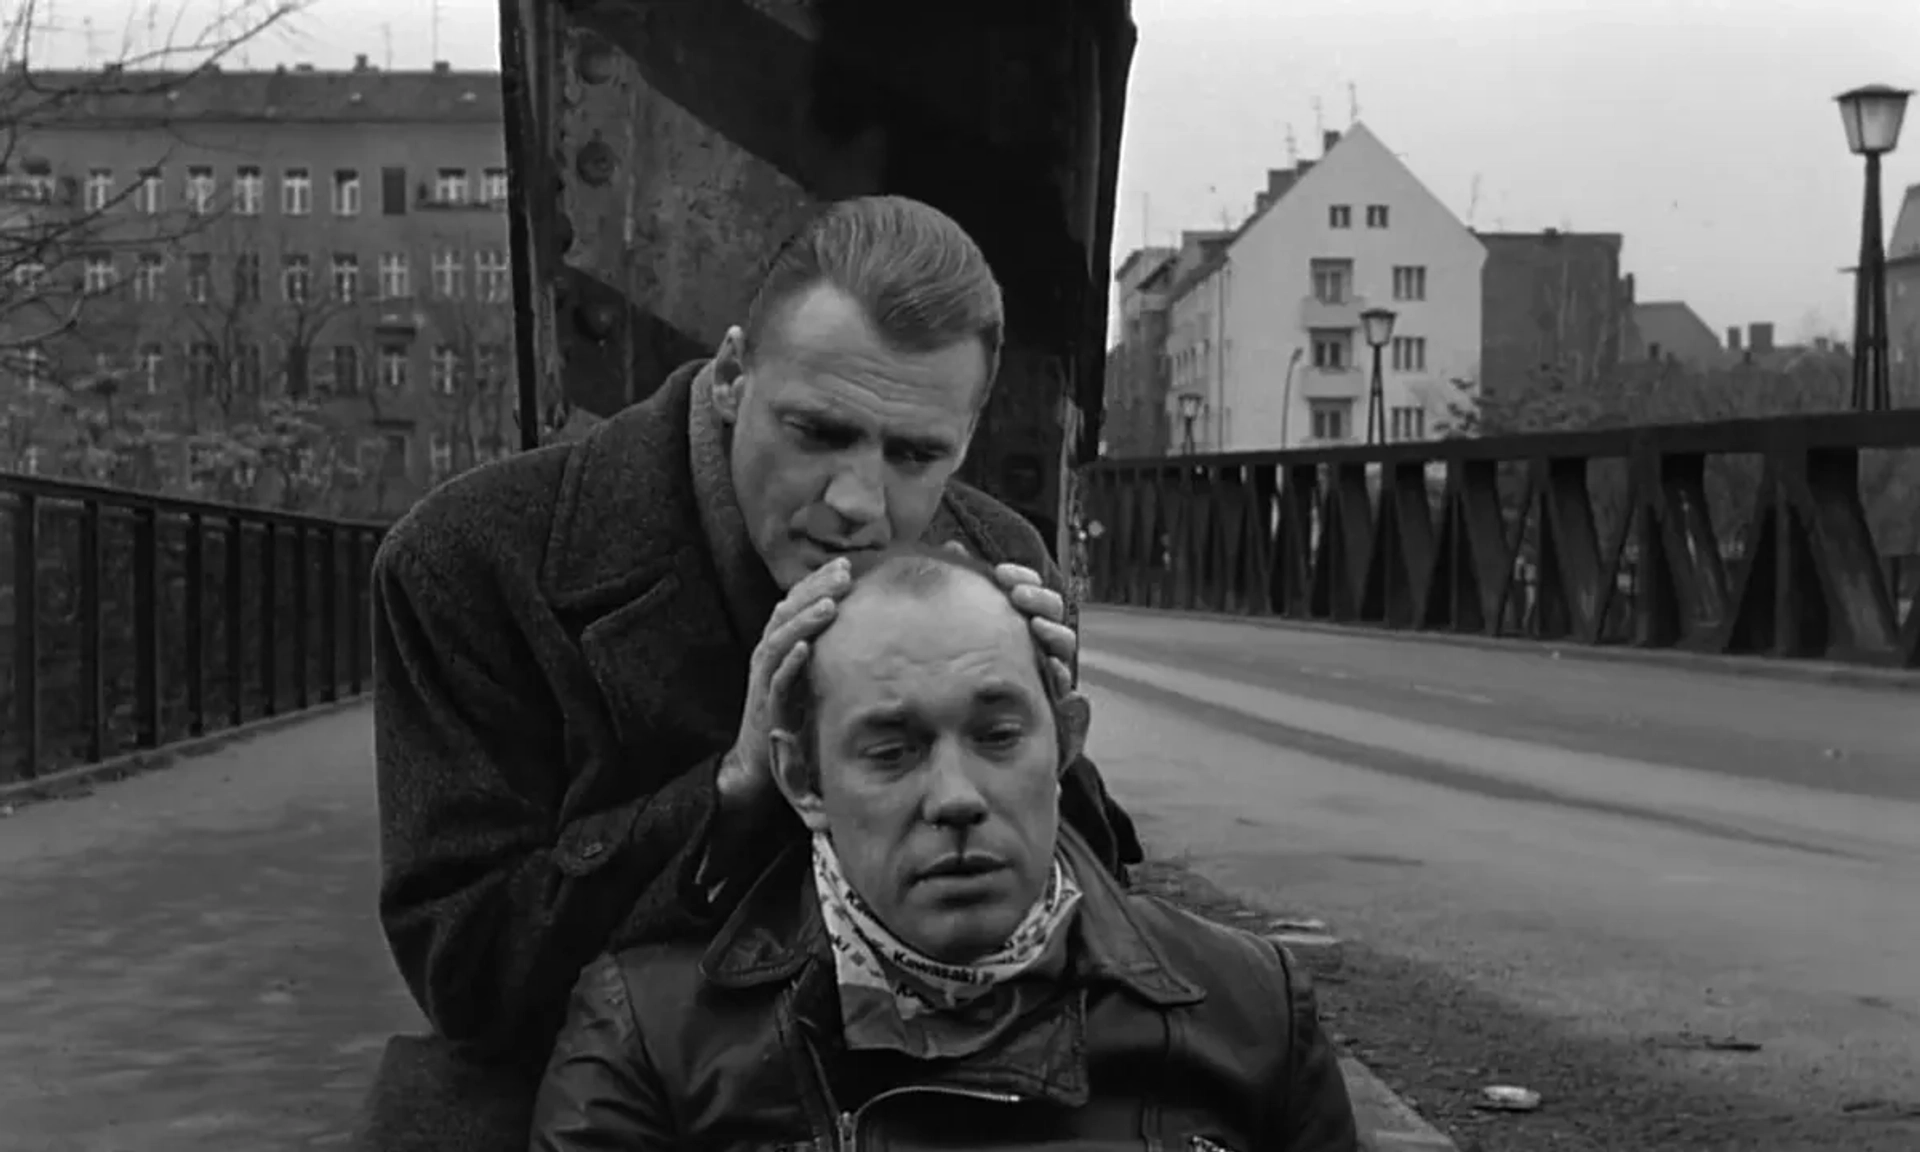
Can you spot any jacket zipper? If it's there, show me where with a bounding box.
[837,1084,1023,1152]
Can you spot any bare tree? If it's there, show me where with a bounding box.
[1,0,313,492]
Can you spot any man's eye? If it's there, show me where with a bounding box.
[977,725,1024,750]
[864,743,916,767]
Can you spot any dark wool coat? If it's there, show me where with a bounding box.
[351,362,1142,1152]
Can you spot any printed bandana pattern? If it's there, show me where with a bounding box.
[812,833,1082,1026]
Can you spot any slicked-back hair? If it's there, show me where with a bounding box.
[742,196,1005,402]
[777,544,1067,788]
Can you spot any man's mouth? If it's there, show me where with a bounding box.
[919,853,1009,881]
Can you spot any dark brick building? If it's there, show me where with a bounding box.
[1,61,511,515]
[1477,229,1635,417]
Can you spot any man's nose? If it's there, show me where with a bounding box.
[822,448,886,529]
[922,742,989,829]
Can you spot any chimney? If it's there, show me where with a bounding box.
[354,53,370,72]
[433,60,451,74]
[1749,322,1774,354]
[1323,129,1340,155]
[1727,327,1742,351]
[1253,192,1272,214]
[1266,167,1297,201]
[1295,158,1316,179]
[1813,336,1830,352]
[294,63,314,73]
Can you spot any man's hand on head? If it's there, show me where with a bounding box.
[943,542,1076,695]
[719,556,854,812]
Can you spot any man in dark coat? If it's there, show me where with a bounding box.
[353,195,1142,1151]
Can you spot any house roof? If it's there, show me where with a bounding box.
[7,66,503,127]
[1114,245,1175,286]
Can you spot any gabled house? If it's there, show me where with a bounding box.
[1629,301,1727,369]
[1165,123,1485,451]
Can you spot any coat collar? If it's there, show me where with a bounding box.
[698,827,1204,1011]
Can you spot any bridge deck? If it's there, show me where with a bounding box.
[3,616,1916,1149]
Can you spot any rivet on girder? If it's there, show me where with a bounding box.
[577,302,620,341]
[576,37,618,85]
[576,140,618,186]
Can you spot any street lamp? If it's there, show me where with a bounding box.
[1176,390,1203,454]
[1360,306,1397,445]
[1837,83,1911,412]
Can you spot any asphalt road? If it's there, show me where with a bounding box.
[1080,608,1920,1151]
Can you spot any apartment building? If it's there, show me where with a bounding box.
[1168,125,1484,451]
[1,60,512,515]
[1103,245,1176,456]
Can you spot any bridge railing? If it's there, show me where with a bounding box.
[1,473,388,785]
[1082,410,1920,670]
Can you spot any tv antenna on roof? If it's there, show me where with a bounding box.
[1311,97,1324,139]
[430,0,440,67]
[82,16,96,65]
[383,23,393,69]
[1348,82,1359,126]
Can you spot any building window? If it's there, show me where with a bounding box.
[1309,258,1351,305]
[285,344,311,397]
[331,344,361,395]
[234,251,261,303]
[282,167,312,215]
[476,342,507,391]
[187,165,216,214]
[379,253,410,299]
[1310,328,1352,370]
[382,431,411,477]
[84,167,113,212]
[1309,399,1351,442]
[1391,265,1427,301]
[380,346,409,390]
[1390,405,1427,442]
[139,344,163,393]
[1391,335,1427,372]
[189,342,217,392]
[430,430,453,480]
[135,168,163,214]
[22,445,40,474]
[83,253,116,294]
[334,169,361,216]
[1366,204,1390,228]
[332,253,359,301]
[1328,205,1351,229]
[1647,342,1664,361]
[476,248,510,302]
[235,341,263,394]
[134,253,164,302]
[186,253,212,303]
[482,167,509,205]
[432,345,460,394]
[432,249,464,297]
[381,166,408,215]
[283,253,311,303]
[434,167,469,205]
[22,346,46,391]
[235,166,263,215]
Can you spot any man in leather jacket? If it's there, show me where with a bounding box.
[529,546,1359,1152]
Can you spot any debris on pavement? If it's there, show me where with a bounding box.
[1475,1085,1542,1113]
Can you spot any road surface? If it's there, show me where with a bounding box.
[1080,608,1920,1150]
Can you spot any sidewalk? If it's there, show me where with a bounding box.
[0,705,1456,1151]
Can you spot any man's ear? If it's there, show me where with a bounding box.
[770,728,830,833]
[1055,692,1091,770]
[710,325,748,425]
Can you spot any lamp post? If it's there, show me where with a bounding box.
[1360,306,1397,445]
[1837,83,1911,412]
[1176,391,1203,454]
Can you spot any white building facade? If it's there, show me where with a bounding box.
[1173,125,1484,451]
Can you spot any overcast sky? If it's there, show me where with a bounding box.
[29,0,1920,341]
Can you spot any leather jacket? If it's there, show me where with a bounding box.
[530,831,1358,1152]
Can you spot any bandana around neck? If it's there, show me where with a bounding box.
[811,832,1083,1057]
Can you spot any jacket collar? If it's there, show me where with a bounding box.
[699,827,1204,1011]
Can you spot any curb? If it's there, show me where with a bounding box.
[1085,604,1920,694]
[0,695,371,808]
[1341,1057,1459,1151]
